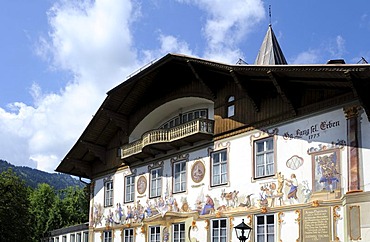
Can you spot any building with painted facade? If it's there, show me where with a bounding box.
[56,25,370,242]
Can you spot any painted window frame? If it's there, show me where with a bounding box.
[150,167,163,198]
[255,214,275,242]
[123,228,134,242]
[173,223,186,242]
[254,137,275,179]
[211,149,228,187]
[125,175,135,203]
[211,218,228,242]
[103,230,113,242]
[173,160,187,194]
[149,226,161,242]
[104,180,114,207]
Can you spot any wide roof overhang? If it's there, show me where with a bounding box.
[56,53,370,179]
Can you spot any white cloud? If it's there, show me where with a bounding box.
[330,35,346,58]
[291,49,320,64]
[0,0,140,172]
[141,34,195,63]
[177,0,265,63]
[291,35,347,64]
[0,0,268,173]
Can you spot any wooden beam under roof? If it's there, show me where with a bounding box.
[230,69,259,112]
[80,141,106,165]
[268,70,296,116]
[101,108,128,132]
[187,60,216,99]
[344,70,370,121]
[65,158,93,178]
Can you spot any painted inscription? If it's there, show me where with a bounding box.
[283,120,340,140]
[303,207,331,242]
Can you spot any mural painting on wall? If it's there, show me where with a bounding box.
[93,203,104,227]
[312,150,340,192]
[309,147,341,193]
[137,176,147,195]
[191,160,205,183]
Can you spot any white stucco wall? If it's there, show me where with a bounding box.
[89,106,369,242]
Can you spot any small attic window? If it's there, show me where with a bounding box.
[227,96,235,117]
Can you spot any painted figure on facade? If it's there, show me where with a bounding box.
[200,194,214,215]
[93,203,104,227]
[125,205,134,223]
[134,200,145,223]
[317,152,339,191]
[114,203,123,224]
[163,227,169,242]
[259,186,269,207]
[105,209,114,226]
[239,193,253,208]
[221,189,239,207]
[277,172,284,194]
[144,200,154,217]
[286,173,299,204]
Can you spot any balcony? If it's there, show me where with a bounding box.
[121,118,214,162]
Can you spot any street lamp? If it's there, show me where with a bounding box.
[234,219,252,242]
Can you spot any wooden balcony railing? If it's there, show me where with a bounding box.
[121,118,214,159]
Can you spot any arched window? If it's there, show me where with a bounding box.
[227,96,235,117]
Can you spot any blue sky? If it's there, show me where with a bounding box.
[1,0,369,173]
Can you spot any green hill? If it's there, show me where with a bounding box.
[0,159,85,190]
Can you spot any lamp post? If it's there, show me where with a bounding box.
[234,219,252,242]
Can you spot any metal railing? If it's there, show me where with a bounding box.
[121,118,214,158]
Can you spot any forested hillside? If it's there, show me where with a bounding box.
[0,159,84,190]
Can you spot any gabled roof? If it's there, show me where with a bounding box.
[55,53,370,179]
[255,25,287,65]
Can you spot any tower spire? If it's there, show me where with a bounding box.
[254,6,287,65]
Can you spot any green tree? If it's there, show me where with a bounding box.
[0,168,32,242]
[29,183,57,241]
[59,186,89,226]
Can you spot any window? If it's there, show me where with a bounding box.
[104,231,113,242]
[123,228,134,242]
[125,176,135,203]
[55,238,59,242]
[104,180,114,207]
[227,96,235,117]
[149,226,161,242]
[150,168,162,198]
[62,236,67,242]
[173,161,186,193]
[211,219,227,242]
[173,223,185,242]
[70,234,75,242]
[254,137,275,178]
[256,214,275,242]
[83,232,88,242]
[76,233,81,242]
[211,150,228,186]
